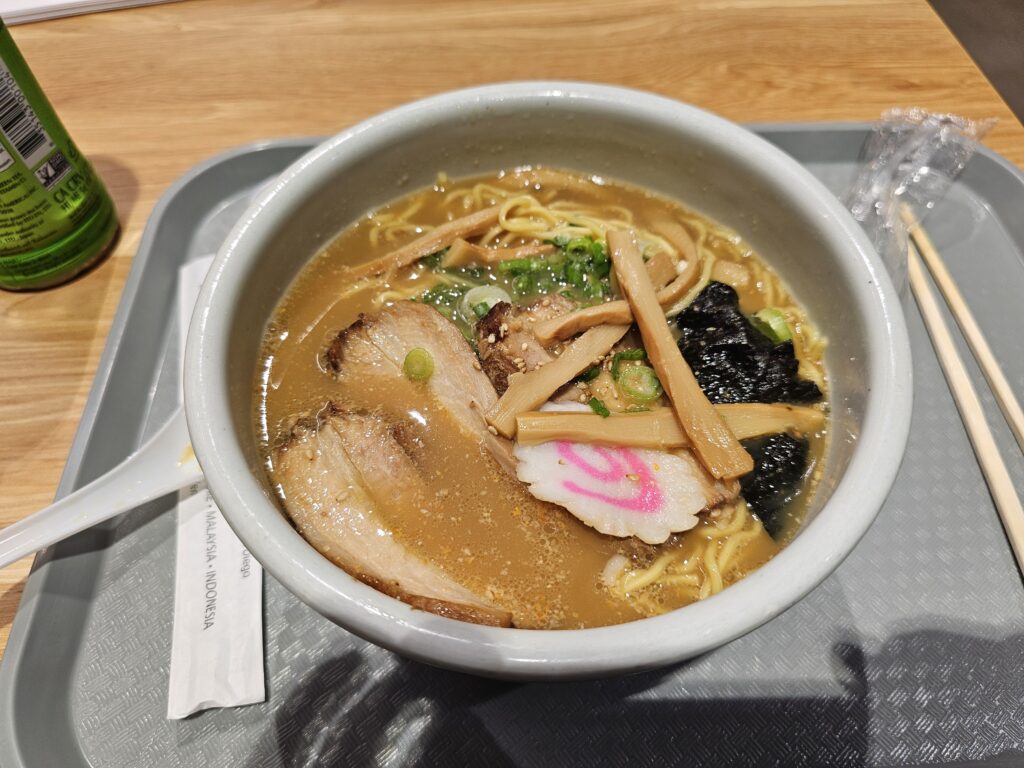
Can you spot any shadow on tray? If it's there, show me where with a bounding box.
[241,624,1024,768]
[243,644,867,767]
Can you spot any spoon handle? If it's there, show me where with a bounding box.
[0,407,203,570]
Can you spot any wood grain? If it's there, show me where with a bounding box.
[2,0,1022,660]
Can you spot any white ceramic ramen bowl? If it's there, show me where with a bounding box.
[185,82,912,679]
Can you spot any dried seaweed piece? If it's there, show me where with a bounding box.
[675,281,822,404]
[739,434,809,538]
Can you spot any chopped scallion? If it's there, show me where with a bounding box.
[582,276,605,299]
[751,307,793,344]
[511,274,532,296]
[617,365,663,404]
[499,257,546,275]
[611,348,646,379]
[459,285,511,322]
[588,397,611,418]
[420,249,447,268]
[534,274,556,294]
[565,260,586,287]
[403,348,434,382]
[566,237,594,259]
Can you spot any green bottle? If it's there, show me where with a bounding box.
[0,21,117,290]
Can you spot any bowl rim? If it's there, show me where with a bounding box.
[184,81,912,679]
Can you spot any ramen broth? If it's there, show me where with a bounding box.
[256,167,828,629]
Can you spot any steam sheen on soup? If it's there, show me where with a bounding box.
[256,167,828,629]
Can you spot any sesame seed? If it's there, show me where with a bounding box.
[487,333,496,344]
[487,425,498,435]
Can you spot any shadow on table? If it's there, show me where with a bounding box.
[92,154,140,227]
[244,624,1024,768]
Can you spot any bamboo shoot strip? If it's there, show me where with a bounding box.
[651,215,699,266]
[517,409,689,449]
[715,402,825,440]
[608,229,752,479]
[533,255,702,344]
[441,238,555,268]
[643,249,678,289]
[486,323,629,437]
[516,403,825,449]
[345,205,502,280]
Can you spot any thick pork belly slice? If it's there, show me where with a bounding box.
[274,406,512,627]
[326,301,503,449]
[475,296,575,395]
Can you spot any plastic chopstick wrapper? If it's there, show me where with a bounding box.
[844,107,995,297]
[167,256,265,719]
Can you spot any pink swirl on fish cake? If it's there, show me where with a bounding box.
[556,441,663,513]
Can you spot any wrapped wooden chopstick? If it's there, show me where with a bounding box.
[906,232,1024,570]
[901,206,1024,454]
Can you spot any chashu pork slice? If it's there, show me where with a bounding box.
[274,404,512,627]
[326,301,515,473]
[475,295,576,395]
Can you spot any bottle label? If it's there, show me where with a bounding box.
[0,58,56,171]
[0,21,117,289]
[0,55,98,257]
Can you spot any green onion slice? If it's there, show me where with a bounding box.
[611,348,646,379]
[565,237,594,259]
[752,308,793,343]
[498,257,546,274]
[403,348,434,382]
[588,397,611,418]
[459,285,511,321]
[617,365,663,404]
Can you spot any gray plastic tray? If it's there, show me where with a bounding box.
[2,126,1024,768]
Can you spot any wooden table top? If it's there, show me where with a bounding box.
[1,0,1021,661]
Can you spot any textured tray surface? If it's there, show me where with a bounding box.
[3,127,1024,768]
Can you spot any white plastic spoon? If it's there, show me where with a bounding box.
[0,407,202,569]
